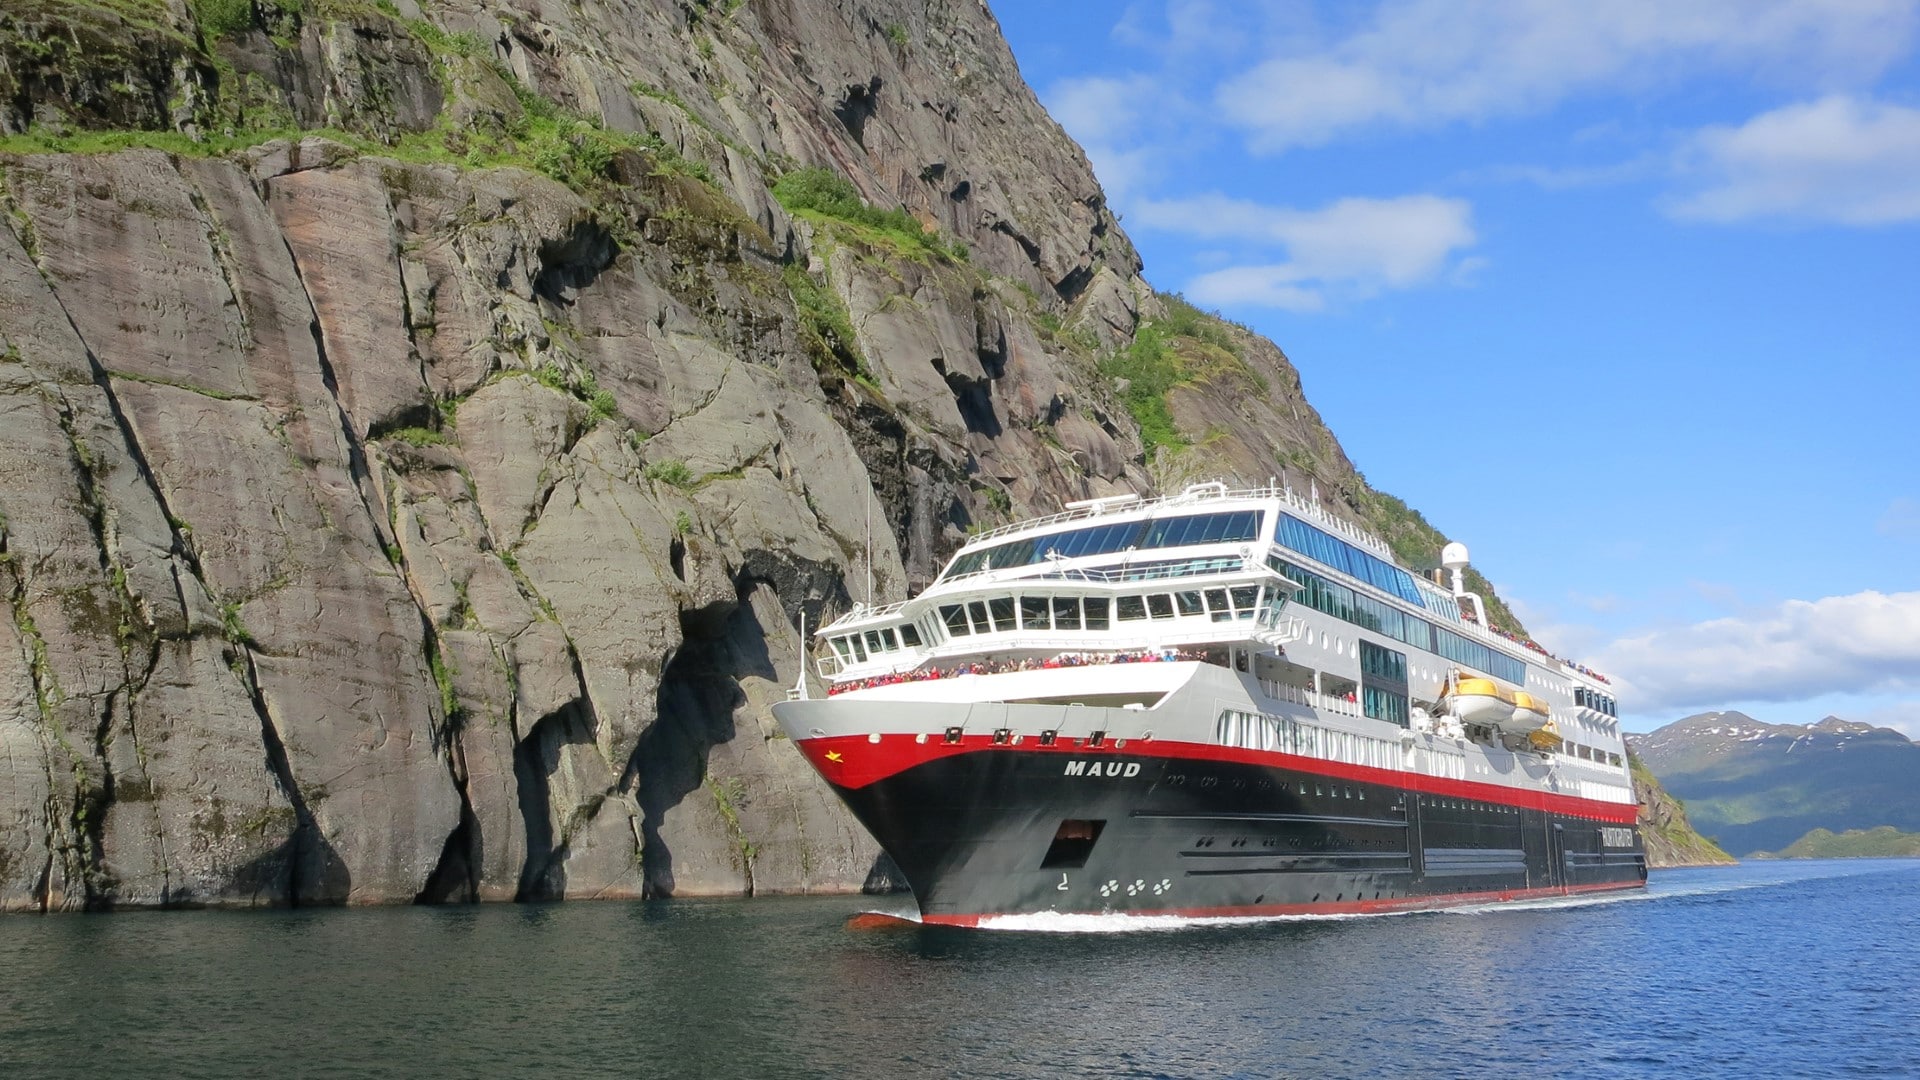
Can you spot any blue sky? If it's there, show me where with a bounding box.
[991,1,1920,735]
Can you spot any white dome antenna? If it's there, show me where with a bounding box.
[1439,541,1487,627]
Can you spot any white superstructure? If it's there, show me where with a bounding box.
[802,482,1633,809]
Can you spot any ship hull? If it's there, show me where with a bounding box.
[796,731,1648,926]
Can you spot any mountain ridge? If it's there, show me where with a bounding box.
[1632,711,1920,856]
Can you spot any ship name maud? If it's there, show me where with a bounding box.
[1063,760,1141,778]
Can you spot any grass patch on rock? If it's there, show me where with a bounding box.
[771,167,964,263]
[1098,293,1269,457]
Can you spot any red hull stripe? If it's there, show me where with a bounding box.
[919,879,1641,927]
[798,733,1639,824]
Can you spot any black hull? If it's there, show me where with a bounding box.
[832,746,1647,924]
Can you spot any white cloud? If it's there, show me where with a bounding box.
[1043,74,1194,200]
[1666,96,1920,224]
[1598,589,1920,712]
[1214,0,1920,153]
[1048,75,1159,145]
[1880,497,1920,540]
[1469,157,1663,191]
[1112,0,1254,57]
[1131,193,1478,309]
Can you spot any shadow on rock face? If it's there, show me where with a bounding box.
[513,700,600,901]
[225,822,352,907]
[638,585,778,897]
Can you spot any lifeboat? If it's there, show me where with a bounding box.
[1506,691,1552,733]
[1439,676,1515,725]
[1527,720,1563,752]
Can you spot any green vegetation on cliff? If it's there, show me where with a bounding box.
[771,168,965,263]
[1099,294,1259,456]
[0,0,715,198]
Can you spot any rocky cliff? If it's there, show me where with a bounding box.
[1628,750,1734,868]
[1,0,1524,910]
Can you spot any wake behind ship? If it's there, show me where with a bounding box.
[772,483,1645,926]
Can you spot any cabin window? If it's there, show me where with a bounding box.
[967,601,991,635]
[1117,595,1148,621]
[988,597,1017,632]
[851,635,868,662]
[1084,598,1110,630]
[1052,597,1082,630]
[1205,587,1233,622]
[1146,593,1175,619]
[1020,595,1050,630]
[941,605,970,637]
[899,623,922,648]
[865,630,888,654]
[1230,585,1261,618]
[1176,590,1204,616]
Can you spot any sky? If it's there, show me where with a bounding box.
[990,0,1920,736]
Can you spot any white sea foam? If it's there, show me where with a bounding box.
[972,908,1403,934]
[858,862,1920,934]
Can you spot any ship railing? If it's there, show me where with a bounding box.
[1257,681,1364,720]
[824,598,915,628]
[1029,557,1260,585]
[930,549,1280,592]
[959,481,1396,559]
[1271,486,1394,557]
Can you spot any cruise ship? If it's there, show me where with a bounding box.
[771,483,1644,926]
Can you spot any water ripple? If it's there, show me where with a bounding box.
[0,859,1915,1078]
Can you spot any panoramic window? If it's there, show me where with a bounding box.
[939,510,1264,580]
[966,601,990,634]
[1084,598,1110,630]
[988,597,1016,632]
[941,605,970,637]
[1052,596,1082,630]
[1230,585,1261,618]
[1273,513,1424,604]
[1020,595,1050,630]
[1205,587,1233,622]
[1117,595,1148,621]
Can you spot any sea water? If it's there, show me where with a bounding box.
[1,859,1914,1078]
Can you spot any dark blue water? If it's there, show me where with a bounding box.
[1,859,1914,1078]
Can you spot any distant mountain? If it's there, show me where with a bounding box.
[1630,712,1920,856]
[1756,826,1920,859]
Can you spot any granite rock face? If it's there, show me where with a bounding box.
[0,0,1464,908]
